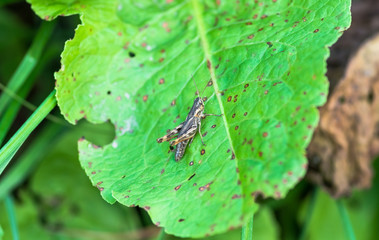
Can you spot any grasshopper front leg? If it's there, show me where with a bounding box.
[202,113,223,118]
[157,122,184,143]
[197,119,206,146]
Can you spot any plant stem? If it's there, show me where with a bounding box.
[0,90,57,175]
[0,21,54,115]
[336,200,356,240]
[156,229,165,240]
[299,188,318,240]
[241,215,254,240]
[5,195,19,240]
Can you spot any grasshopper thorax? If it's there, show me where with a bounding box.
[187,97,204,119]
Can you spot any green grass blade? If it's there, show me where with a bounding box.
[299,188,318,240]
[241,215,254,240]
[5,195,19,240]
[336,200,356,240]
[0,21,54,115]
[0,123,65,200]
[0,90,56,176]
[0,43,63,144]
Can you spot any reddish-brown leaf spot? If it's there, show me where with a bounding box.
[232,194,241,199]
[171,99,176,106]
[314,29,319,33]
[207,59,211,69]
[259,151,263,157]
[211,124,216,128]
[232,113,236,118]
[178,218,185,222]
[201,149,205,155]
[227,96,232,102]
[189,161,194,166]
[159,78,165,84]
[235,126,239,130]
[143,95,148,102]
[244,112,248,116]
[247,34,254,39]
[199,186,205,191]
[262,132,268,137]
[275,191,281,198]
[175,185,181,191]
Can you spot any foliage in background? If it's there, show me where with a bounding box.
[26,0,351,237]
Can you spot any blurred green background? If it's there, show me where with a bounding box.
[0,0,378,239]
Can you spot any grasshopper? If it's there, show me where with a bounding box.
[157,78,222,161]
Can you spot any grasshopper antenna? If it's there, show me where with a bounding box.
[191,74,201,97]
[191,74,208,99]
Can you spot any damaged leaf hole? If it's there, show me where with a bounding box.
[368,90,374,103]
[128,52,136,58]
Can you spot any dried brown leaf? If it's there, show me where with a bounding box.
[308,34,379,197]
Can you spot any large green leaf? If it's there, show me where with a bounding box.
[28,0,351,237]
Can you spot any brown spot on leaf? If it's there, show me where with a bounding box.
[232,194,241,199]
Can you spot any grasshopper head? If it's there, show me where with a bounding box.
[193,97,204,117]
